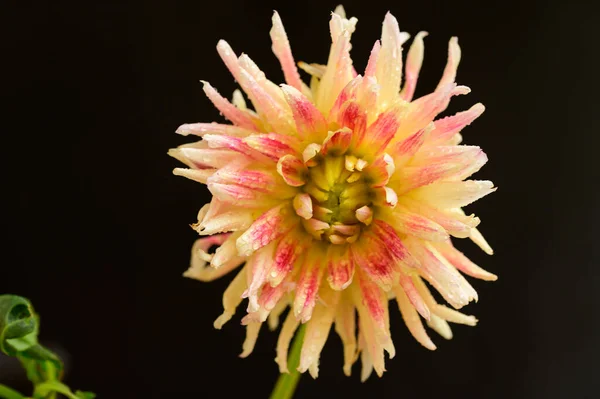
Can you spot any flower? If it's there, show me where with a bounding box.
[169,6,496,380]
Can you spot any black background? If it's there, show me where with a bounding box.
[2,0,600,398]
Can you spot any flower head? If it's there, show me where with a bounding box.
[170,6,496,380]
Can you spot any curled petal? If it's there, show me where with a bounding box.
[293,193,313,220]
[355,205,373,225]
[277,154,308,187]
[364,154,395,188]
[236,203,296,257]
[184,234,245,282]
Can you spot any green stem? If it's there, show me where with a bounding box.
[0,384,25,399]
[269,323,307,399]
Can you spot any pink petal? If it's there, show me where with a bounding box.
[243,243,276,312]
[350,229,400,291]
[364,40,381,78]
[397,272,430,320]
[293,193,313,220]
[436,37,461,91]
[236,203,296,257]
[393,280,436,350]
[356,107,401,155]
[389,207,449,242]
[388,127,430,169]
[435,240,497,281]
[328,75,362,124]
[243,133,300,161]
[202,134,269,162]
[326,245,355,290]
[321,128,352,156]
[364,154,395,188]
[293,253,326,323]
[168,146,240,169]
[269,229,305,287]
[277,154,308,187]
[429,103,485,145]
[176,122,254,138]
[208,168,280,194]
[201,81,259,130]
[400,197,480,238]
[400,31,428,102]
[371,220,420,268]
[280,84,328,140]
[270,12,305,93]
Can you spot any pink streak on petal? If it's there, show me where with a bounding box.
[397,273,430,320]
[270,11,305,92]
[293,193,313,220]
[176,122,254,137]
[388,127,429,169]
[429,103,485,144]
[371,220,419,268]
[294,255,325,323]
[201,81,259,131]
[236,203,295,257]
[321,128,352,156]
[269,230,305,287]
[244,133,300,161]
[436,240,497,281]
[327,247,355,290]
[280,84,328,140]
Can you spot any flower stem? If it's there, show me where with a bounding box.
[269,323,307,399]
[0,384,25,399]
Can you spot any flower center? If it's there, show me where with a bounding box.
[300,154,373,245]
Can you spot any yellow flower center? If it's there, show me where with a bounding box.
[301,153,374,244]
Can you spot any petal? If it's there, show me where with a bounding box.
[275,310,300,373]
[371,219,420,268]
[404,238,478,309]
[200,81,260,130]
[328,75,362,123]
[270,12,306,94]
[267,299,289,330]
[334,292,358,376]
[376,13,405,108]
[388,206,449,242]
[269,228,306,287]
[243,133,300,161]
[213,266,247,329]
[293,193,313,220]
[428,103,485,145]
[298,286,341,376]
[397,272,430,320]
[183,234,245,282]
[176,122,254,138]
[240,322,262,358]
[243,243,276,312]
[326,245,355,290]
[211,231,242,268]
[411,180,496,209]
[470,226,494,255]
[208,168,284,195]
[427,314,453,340]
[388,125,432,169]
[364,153,395,188]
[393,280,436,350]
[400,31,428,102]
[400,197,480,238]
[352,270,395,377]
[364,40,381,78]
[202,134,268,162]
[236,203,296,257]
[321,128,353,156]
[294,251,326,323]
[280,84,328,140]
[357,107,402,155]
[168,145,241,169]
[413,276,478,326]
[350,232,399,291]
[436,37,461,90]
[194,208,254,236]
[277,154,308,187]
[172,167,215,184]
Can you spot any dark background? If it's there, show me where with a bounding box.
[2,0,599,397]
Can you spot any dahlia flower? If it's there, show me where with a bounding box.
[170,6,496,380]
